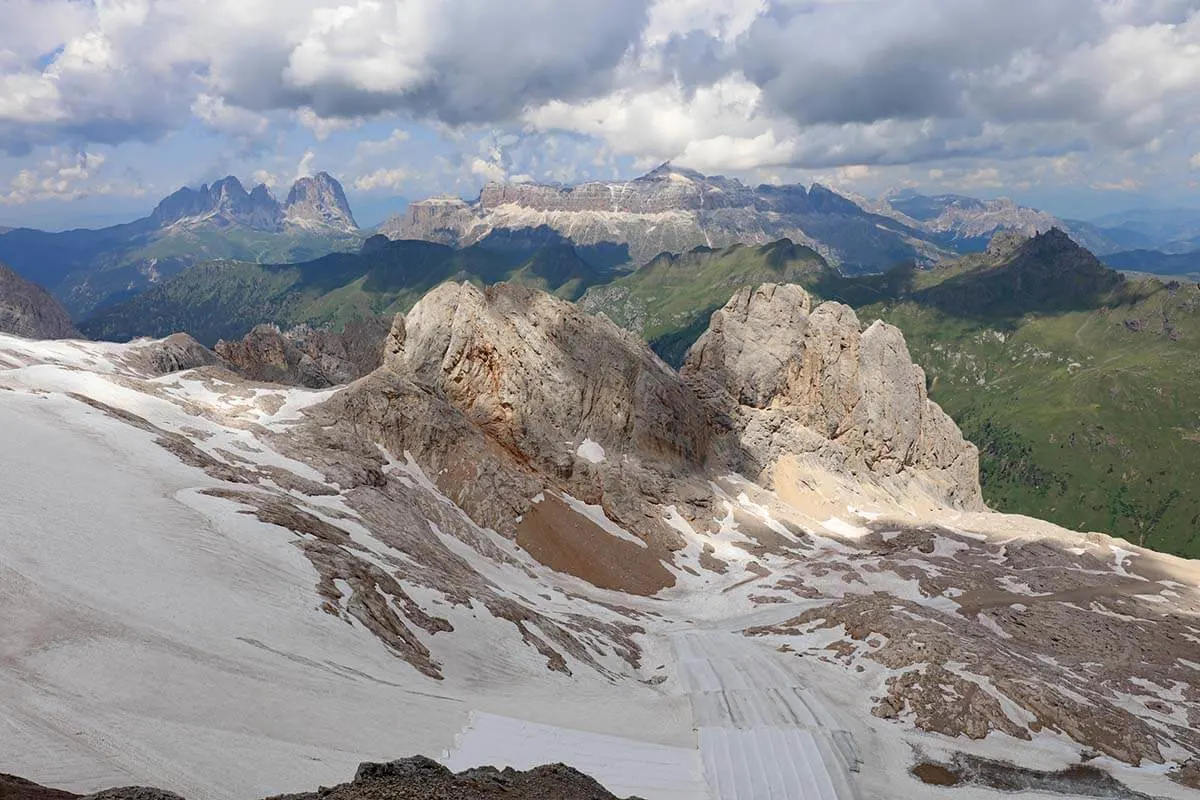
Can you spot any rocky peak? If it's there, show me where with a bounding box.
[806,183,866,215]
[0,263,80,340]
[387,281,708,466]
[152,175,283,231]
[682,283,983,509]
[285,171,358,233]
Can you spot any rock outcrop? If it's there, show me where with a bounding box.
[683,283,983,509]
[383,164,943,272]
[214,318,388,388]
[0,263,80,339]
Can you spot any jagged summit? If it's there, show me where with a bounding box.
[152,172,358,233]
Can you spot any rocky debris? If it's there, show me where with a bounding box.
[383,164,942,271]
[1171,759,1200,790]
[84,790,185,800]
[0,760,635,800]
[0,263,80,339]
[152,173,358,234]
[215,318,388,388]
[746,520,1200,767]
[682,283,983,509]
[910,753,1158,799]
[275,757,638,800]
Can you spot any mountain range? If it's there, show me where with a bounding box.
[7,164,1199,324]
[384,164,946,272]
[383,165,1158,273]
[78,236,605,346]
[0,172,363,319]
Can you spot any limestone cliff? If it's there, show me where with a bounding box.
[682,283,983,509]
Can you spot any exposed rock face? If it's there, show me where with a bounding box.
[152,173,358,234]
[285,172,358,233]
[0,263,80,339]
[214,318,388,388]
[383,164,943,272]
[682,284,983,509]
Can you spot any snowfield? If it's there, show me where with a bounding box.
[1,332,1198,800]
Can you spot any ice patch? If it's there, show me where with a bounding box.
[821,518,870,540]
[575,438,606,464]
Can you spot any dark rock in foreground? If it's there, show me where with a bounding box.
[2,759,638,800]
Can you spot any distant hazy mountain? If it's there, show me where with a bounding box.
[0,172,363,318]
[870,190,1132,255]
[1091,207,1200,252]
[382,164,947,274]
[0,262,79,339]
[1103,248,1200,279]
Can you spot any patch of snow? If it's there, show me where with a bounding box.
[575,438,606,464]
[821,517,870,540]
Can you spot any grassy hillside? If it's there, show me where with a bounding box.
[80,237,601,345]
[854,283,1200,558]
[0,223,363,318]
[591,230,1200,559]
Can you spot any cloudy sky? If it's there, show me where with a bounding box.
[3,0,1200,229]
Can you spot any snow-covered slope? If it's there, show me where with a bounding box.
[1,282,1198,800]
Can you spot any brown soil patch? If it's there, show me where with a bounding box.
[912,764,960,786]
[516,493,675,596]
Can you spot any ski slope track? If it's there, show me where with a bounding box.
[1,315,1199,800]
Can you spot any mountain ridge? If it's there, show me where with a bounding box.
[383,164,947,272]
